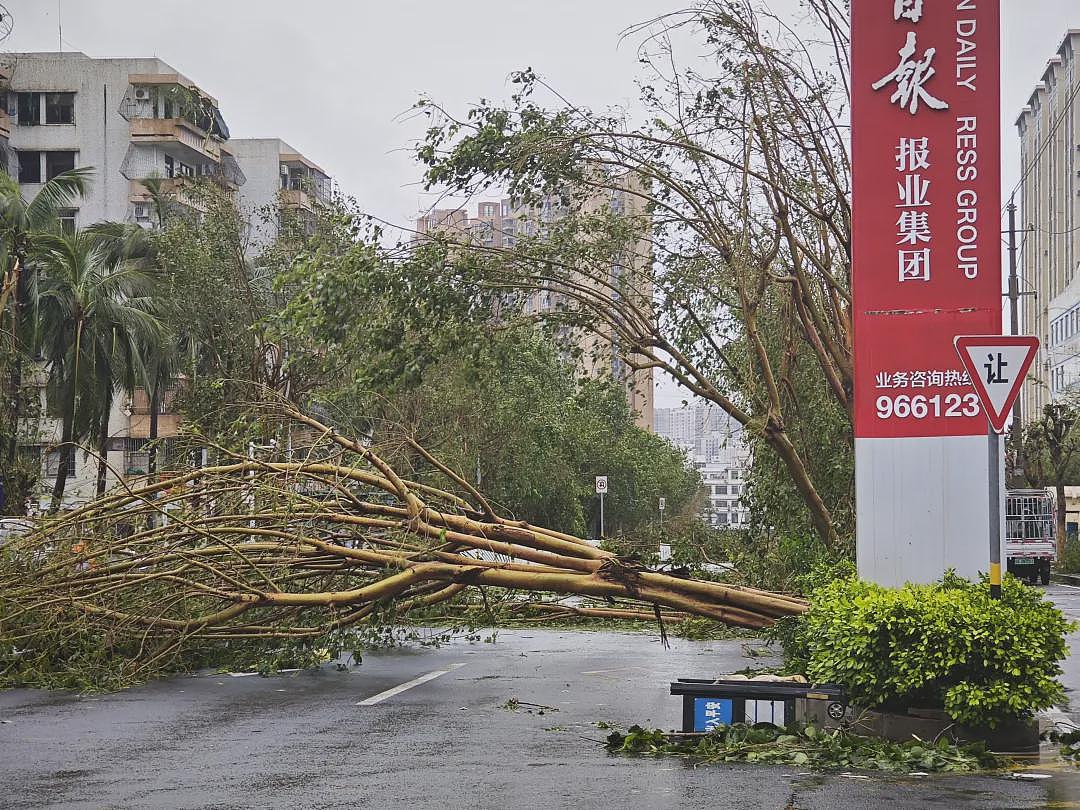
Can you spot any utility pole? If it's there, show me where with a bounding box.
[1007,196,1021,438]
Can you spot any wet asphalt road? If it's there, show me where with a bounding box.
[3,588,1080,809]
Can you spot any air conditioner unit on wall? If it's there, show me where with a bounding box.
[134,87,150,101]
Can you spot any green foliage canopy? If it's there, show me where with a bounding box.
[788,575,1074,728]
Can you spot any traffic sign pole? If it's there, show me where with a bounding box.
[595,476,608,541]
[987,424,1001,599]
[955,335,1040,600]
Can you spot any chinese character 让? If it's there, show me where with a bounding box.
[872,32,948,115]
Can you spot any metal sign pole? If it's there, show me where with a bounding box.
[956,336,1041,598]
[599,492,605,539]
[988,424,1001,599]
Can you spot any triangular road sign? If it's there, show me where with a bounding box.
[954,335,1040,433]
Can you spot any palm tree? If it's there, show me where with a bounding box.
[33,230,163,510]
[0,167,92,468]
[85,220,179,483]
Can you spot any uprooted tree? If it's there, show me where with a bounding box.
[0,406,805,687]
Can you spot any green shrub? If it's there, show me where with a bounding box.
[789,573,1075,728]
[1062,534,1080,574]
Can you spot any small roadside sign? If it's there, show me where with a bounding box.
[595,476,608,494]
[658,497,666,512]
[954,335,1040,433]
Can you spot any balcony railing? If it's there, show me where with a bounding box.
[130,118,221,161]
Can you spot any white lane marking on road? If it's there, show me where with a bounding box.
[356,663,467,706]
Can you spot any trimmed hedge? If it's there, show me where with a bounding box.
[787,573,1075,728]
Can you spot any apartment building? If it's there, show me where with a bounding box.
[231,137,332,253]
[415,179,654,429]
[1016,31,1080,421]
[654,403,752,528]
[7,52,244,230]
[3,53,332,510]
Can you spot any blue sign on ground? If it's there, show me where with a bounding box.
[693,697,733,731]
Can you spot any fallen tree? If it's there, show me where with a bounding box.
[0,406,805,687]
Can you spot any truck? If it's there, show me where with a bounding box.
[1005,489,1056,585]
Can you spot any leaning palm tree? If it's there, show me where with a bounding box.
[33,230,163,510]
[0,167,92,469]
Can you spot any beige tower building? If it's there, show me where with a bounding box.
[1016,31,1080,422]
[416,178,654,430]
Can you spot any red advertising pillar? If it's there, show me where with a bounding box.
[852,0,1002,584]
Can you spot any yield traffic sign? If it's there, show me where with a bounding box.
[953,335,1040,434]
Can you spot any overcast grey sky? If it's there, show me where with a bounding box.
[5,0,1078,406]
[7,0,1075,220]
[7,0,694,224]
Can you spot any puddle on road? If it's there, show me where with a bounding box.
[1025,744,1080,808]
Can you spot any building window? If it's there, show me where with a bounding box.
[16,92,39,125]
[44,93,75,125]
[123,439,150,475]
[45,447,76,479]
[57,209,76,234]
[17,150,40,183]
[45,151,76,180]
[18,445,42,469]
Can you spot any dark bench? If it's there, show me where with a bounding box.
[670,678,848,732]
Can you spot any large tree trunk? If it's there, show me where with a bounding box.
[765,421,839,549]
[1057,480,1067,561]
[48,414,74,513]
[2,406,809,683]
[5,257,27,464]
[4,354,20,464]
[96,406,110,498]
[148,385,159,478]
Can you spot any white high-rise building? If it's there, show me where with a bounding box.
[654,403,751,527]
[231,137,331,253]
[3,53,332,510]
[8,52,244,230]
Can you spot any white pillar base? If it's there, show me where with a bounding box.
[856,435,1004,586]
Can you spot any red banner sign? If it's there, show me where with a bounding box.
[852,0,1001,439]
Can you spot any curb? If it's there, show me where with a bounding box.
[1051,572,1080,586]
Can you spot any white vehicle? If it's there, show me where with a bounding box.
[0,517,34,547]
[1005,489,1056,585]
